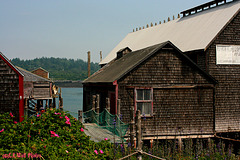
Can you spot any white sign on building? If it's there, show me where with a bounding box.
[216,45,240,64]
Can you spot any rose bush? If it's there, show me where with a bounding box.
[0,109,120,159]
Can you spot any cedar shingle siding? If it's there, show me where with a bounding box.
[0,58,20,119]
[118,48,215,136]
[83,1,240,138]
[207,11,240,132]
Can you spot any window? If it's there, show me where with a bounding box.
[135,88,153,116]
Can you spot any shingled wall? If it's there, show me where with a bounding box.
[118,48,215,136]
[207,11,240,132]
[0,58,20,120]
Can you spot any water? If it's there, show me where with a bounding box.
[61,88,83,118]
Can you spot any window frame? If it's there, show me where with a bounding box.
[134,87,153,117]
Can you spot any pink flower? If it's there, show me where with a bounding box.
[65,116,70,121]
[66,150,69,153]
[94,150,98,154]
[55,112,61,115]
[59,116,63,119]
[81,128,84,132]
[27,135,31,137]
[9,113,13,117]
[100,150,104,154]
[54,133,59,137]
[37,114,41,117]
[41,139,43,141]
[50,131,59,137]
[14,121,17,124]
[0,129,4,133]
[44,145,46,148]
[65,120,71,126]
[104,138,108,141]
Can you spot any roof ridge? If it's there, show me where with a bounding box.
[181,0,237,17]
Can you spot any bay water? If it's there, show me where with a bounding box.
[60,88,83,118]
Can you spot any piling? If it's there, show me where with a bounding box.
[88,51,91,77]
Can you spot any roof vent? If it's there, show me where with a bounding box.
[181,0,234,17]
[117,47,132,59]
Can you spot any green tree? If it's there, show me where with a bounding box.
[11,57,100,81]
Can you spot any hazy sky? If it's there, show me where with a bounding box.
[0,0,208,63]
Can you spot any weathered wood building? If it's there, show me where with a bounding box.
[0,52,56,120]
[83,0,240,139]
[17,67,54,114]
[31,67,50,79]
[0,52,24,122]
[83,42,218,138]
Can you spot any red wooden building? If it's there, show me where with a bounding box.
[0,52,24,122]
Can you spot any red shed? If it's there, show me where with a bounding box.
[0,52,24,122]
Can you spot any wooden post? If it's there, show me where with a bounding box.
[78,110,83,123]
[178,138,182,152]
[59,97,63,111]
[53,98,56,108]
[117,99,121,116]
[100,51,102,62]
[130,105,135,149]
[92,95,96,111]
[96,94,100,114]
[45,99,48,109]
[59,88,63,110]
[150,139,154,149]
[37,100,43,111]
[49,99,53,108]
[88,51,91,77]
[106,97,110,112]
[136,110,142,160]
[24,99,28,118]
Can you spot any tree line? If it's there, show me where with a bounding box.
[11,57,100,81]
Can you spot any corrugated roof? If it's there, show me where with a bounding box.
[17,67,51,82]
[100,0,240,64]
[83,41,217,84]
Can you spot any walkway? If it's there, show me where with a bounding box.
[84,123,123,143]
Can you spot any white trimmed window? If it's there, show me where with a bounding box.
[135,88,153,116]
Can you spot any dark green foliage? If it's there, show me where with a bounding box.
[0,109,121,159]
[11,57,100,80]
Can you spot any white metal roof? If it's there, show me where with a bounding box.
[100,1,240,65]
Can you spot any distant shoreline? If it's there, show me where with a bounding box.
[54,80,83,88]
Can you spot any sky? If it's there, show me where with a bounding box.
[0,0,208,63]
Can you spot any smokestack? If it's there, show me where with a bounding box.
[87,51,91,77]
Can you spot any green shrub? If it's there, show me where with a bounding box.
[0,109,118,159]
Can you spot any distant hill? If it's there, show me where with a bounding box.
[11,57,100,81]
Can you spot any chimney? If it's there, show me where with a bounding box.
[117,47,132,59]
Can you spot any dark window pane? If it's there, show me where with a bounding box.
[137,103,143,112]
[144,89,151,100]
[137,90,143,100]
